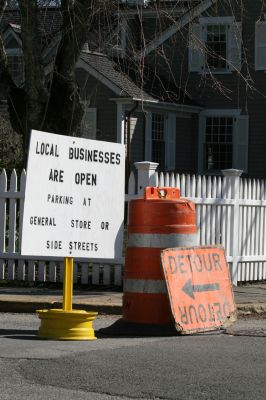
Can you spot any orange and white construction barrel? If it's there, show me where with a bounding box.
[123,186,197,324]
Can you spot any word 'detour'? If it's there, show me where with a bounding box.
[178,300,232,326]
[167,252,222,275]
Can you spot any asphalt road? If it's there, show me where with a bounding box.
[0,313,266,400]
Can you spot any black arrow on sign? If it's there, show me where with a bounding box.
[182,279,220,299]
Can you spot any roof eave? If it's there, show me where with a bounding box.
[110,97,203,113]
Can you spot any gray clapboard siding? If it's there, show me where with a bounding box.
[144,0,266,177]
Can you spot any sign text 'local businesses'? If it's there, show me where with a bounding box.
[21,131,125,259]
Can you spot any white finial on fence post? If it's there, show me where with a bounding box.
[221,169,243,286]
[134,161,159,196]
[221,169,242,178]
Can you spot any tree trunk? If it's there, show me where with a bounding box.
[18,0,48,156]
[44,0,96,136]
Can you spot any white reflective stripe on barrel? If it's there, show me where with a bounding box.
[124,279,167,294]
[128,233,197,248]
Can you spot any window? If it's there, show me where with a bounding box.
[152,113,165,168]
[206,25,227,70]
[3,28,24,86]
[189,17,242,73]
[145,112,176,170]
[198,110,249,173]
[6,54,24,86]
[205,117,233,170]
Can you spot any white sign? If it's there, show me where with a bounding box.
[21,130,125,259]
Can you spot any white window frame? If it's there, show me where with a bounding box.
[199,16,235,25]
[255,17,266,71]
[189,16,241,75]
[198,109,246,173]
[145,112,176,171]
[112,18,127,58]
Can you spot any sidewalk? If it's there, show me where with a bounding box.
[0,283,266,316]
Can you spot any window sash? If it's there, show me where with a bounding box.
[151,113,165,168]
[204,116,233,170]
[6,54,24,85]
[205,24,228,70]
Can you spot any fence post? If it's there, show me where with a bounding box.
[134,162,159,195]
[222,169,243,286]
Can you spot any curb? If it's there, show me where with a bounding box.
[236,303,266,317]
[1,300,266,317]
[0,301,122,315]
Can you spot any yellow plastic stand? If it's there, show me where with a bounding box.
[37,257,97,340]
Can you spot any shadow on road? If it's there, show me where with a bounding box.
[0,328,39,340]
[96,318,179,338]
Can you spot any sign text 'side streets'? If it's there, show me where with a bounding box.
[161,246,236,334]
[21,130,125,259]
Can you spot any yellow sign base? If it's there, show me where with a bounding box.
[36,257,97,340]
[37,309,98,340]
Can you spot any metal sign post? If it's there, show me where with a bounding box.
[63,257,73,312]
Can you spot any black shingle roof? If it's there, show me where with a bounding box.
[80,51,155,101]
[81,51,200,107]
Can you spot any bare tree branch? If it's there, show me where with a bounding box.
[18,0,48,128]
[0,0,14,87]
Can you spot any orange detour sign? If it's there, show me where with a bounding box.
[161,246,236,334]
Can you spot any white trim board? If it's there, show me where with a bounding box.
[110,98,202,114]
[199,16,235,24]
[201,109,241,117]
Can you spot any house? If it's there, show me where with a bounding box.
[75,51,201,176]
[108,0,266,178]
[2,1,266,178]
[0,2,203,176]
[82,0,266,178]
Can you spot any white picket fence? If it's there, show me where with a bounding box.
[0,169,123,286]
[1,161,266,286]
[129,162,266,285]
